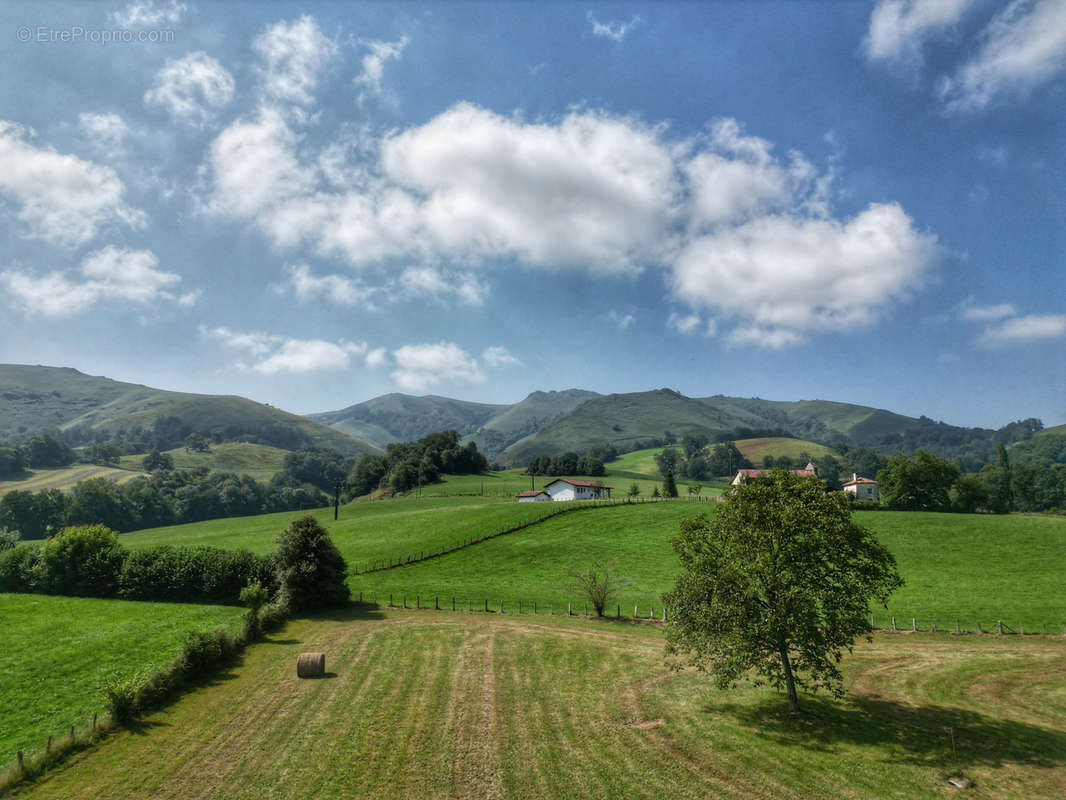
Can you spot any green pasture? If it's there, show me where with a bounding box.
[118,442,290,482]
[733,437,833,466]
[0,594,244,769]
[418,468,706,499]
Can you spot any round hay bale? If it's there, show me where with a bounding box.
[297,652,326,678]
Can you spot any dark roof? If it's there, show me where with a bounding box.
[516,490,549,497]
[544,478,613,489]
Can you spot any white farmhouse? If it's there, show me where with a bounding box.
[842,474,878,502]
[516,490,551,502]
[731,461,818,486]
[543,478,612,501]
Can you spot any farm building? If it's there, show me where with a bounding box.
[543,478,612,501]
[731,461,818,486]
[516,490,551,502]
[842,474,879,502]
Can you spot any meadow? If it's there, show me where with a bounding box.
[0,465,137,497]
[0,594,244,768]
[118,442,290,482]
[10,609,1065,799]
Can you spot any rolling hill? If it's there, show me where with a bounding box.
[0,365,375,456]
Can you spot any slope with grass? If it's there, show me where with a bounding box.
[733,437,834,467]
[0,464,139,497]
[119,497,576,572]
[14,610,1066,799]
[416,468,709,499]
[464,389,601,461]
[118,442,290,482]
[0,364,374,456]
[0,594,244,769]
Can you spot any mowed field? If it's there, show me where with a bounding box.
[118,442,290,483]
[11,609,1066,800]
[0,594,244,768]
[0,465,138,497]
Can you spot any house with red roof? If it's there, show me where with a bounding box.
[842,473,879,502]
[516,489,551,503]
[731,461,818,487]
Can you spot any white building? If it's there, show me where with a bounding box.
[842,474,878,502]
[516,490,551,502]
[543,478,612,501]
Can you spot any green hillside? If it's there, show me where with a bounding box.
[734,437,834,466]
[309,393,506,449]
[0,365,375,456]
[119,442,290,482]
[1008,424,1066,466]
[465,389,600,461]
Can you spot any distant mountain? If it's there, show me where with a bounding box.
[0,365,375,456]
[308,393,508,449]
[465,389,600,460]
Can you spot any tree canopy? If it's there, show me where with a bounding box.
[664,470,903,712]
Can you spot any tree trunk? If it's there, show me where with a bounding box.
[777,639,799,712]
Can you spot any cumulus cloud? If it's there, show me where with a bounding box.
[254,15,337,107]
[112,0,186,27]
[939,0,1066,112]
[354,37,407,104]
[607,309,634,330]
[365,346,389,369]
[672,203,939,344]
[278,263,379,307]
[864,0,975,63]
[144,52,235,124]
[481,345,521,367]
[0,122,143,246]
[588,12,642,42]
[957,299,1016,321]
[79,112,129,155]
[0,247,185,317]
[206,104,935,347]
[391,341,485,391]
[667,311,702,334]
[203,325,369,373]
[978,313,1066,346]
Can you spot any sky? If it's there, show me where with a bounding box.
[1,0,1064,428]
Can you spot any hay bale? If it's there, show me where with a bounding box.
[297,652,326,678]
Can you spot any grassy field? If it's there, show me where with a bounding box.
[733,437,833,466]
[11,609,1065,799]
[0,594,244,769]
[417,468,708,499]
[118,442,290,482]
[0,464,138,497]
[120,496,583,571]
[348,504,1066,630]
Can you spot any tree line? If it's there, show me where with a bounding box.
[345,430,488,497]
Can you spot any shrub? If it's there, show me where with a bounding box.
[0,527,20,551]
[0,543,38,592]
[119,545,276,604]
[275,515,349,612]
[35,525,126,597]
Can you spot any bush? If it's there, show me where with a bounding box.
[275,515,349,612]
[35,525,126,597]
[0,527,20,552]
[0,543,38,592]
[119,545,276,604]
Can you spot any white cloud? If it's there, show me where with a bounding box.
[354,37,408,104]
[667,311,702,334]
[481,346,521,367]
[79,112,129,155]
[607,309,634,330]
[1,247,183,317]
[254,15,337,106]
[939,0,1066,112]
[588,12,642,42]
[202,325,368,373]
[978,313,1066,346]
[391,341,485,391]
[365,347,389,369]
[728,326,805,349]
[395,266,488,306]
[959,300,1016,321]
[672,203,939,343]
[144,52,235,124]
[278,263,379,307]
[0,122,143,247]
[112,0,186,27]
[864,0,975,63]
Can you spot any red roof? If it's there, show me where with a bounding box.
[544,478,613,489]
[842,477,877,486]
[516,490,548,497]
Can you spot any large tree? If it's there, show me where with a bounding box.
[664,471,903,712]
[876,450,958,511]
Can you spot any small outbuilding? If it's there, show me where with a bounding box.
[543,478,612,501]
[842,473,878,502]
[516,490,551,502]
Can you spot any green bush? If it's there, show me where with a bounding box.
[35,525,126,597]
[275,515,349,612]
[0,543,38,591]
[118,545,276,604]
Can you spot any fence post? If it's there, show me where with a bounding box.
[567,602,572,616]
[389,593,393,607]
[617,604,620,619]
[519,600,522,614]
[932,620,937,633]
[1042,623,1047,635]
[70,725,75,743]
[534,601,537,615]
[452,597,455,611]
[584,603,587,617]
[891,616,896,631]
[435,596,439,610]
[92,713,97,732]
[374,593,378,607]
[500,600,504,614]
[977,620,982,633]
[662,607,667,622]
[484,599,488,612]
[359,591,363,603]
[634,605,638,619]
[998,620,1003,635]
[1020,622,1024,636]
[871,612,874,629]
[912,618,916,632]
[955,620,960,634]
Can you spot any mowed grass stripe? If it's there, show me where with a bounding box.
[11,612,1066,799]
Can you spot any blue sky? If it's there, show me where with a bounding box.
[1,0,1064,428]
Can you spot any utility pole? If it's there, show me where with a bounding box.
[333,479,341,521]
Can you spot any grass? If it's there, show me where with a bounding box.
[0,594,244,769]
[11,609,1066,799]
[0,465,138,497]
[732,437,833,466]
[118,442,290,482]
[417,468,709,499]
[120,496,581,571]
